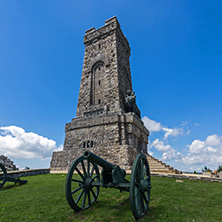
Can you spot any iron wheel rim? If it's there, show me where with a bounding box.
[0,163,7,189]
[130,153,151,220]
[65,156,100,211]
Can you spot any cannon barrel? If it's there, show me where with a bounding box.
[84,151,114,172]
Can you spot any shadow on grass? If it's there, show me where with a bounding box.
[66,197,164,222]
[1,182,28,190]
[68,198,132,220]
[98,197,130,209]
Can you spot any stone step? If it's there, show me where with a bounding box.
[149,165,171,169]
[145,153,182,174]
[149,162,168,166]
[150,169,175,172]
[150,169,178,174]
[149,164,173,170]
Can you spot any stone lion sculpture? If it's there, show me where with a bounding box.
[125,90,141,119]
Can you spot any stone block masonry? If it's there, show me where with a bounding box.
[50,16,149,170]
[0,155,18,171]
[2,169,50,178]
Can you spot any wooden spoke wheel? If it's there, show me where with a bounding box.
[0,163,7,189]
[65,156,100,211]
[130,154,151,220]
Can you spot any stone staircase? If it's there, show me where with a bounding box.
[145,154,182,174]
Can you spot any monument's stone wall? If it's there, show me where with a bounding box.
[77,16,132,118]
[51,144,138,171]
[64,112,148,150]
[51,112,148,170]
[50,17,149,170]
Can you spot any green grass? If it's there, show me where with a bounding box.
[0,174,222,222]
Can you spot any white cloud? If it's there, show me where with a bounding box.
[188,140,205,154]
[142,116,185,139]
[53,144,64,152]
[205,146,217,153]
[142,116,162,132]
[0,126,59,159]
[142,116,222,170]
[161,149,182,161]
[179,134,222,165]
[150,138,171,151]
[205,134,220,146]
[162,127,183,139]
[142,116,188,165]
[162,149,176,161]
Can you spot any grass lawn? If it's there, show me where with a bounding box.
[0,174,221,222]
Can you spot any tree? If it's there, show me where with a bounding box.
[217,165,222,172]
[202,165,212,173]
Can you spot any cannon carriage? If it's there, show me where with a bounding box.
[0,163,28,189]
[65,151,151,220]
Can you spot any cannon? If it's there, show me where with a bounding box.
[65,151,151,220]
[0,163,28,189]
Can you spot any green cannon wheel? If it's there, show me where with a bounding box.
[0,163,7,189]
[130,153,151,220]
[65,156,100,211]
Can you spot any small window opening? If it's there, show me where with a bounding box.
[98,67,101,71]
[99,44,101,49]
[98,99,101,104]
[98,80,101,85]
[83,140,94,148]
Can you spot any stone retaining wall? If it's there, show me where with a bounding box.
[4,169,50,178]
[151,173,222,182]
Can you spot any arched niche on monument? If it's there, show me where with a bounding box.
[121,66,132,112]
[90,61,105,106]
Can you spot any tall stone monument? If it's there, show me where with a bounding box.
[51,16,149,170]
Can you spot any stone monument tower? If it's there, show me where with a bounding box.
[51,16,149,170]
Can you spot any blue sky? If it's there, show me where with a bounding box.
[0,1,222,172]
